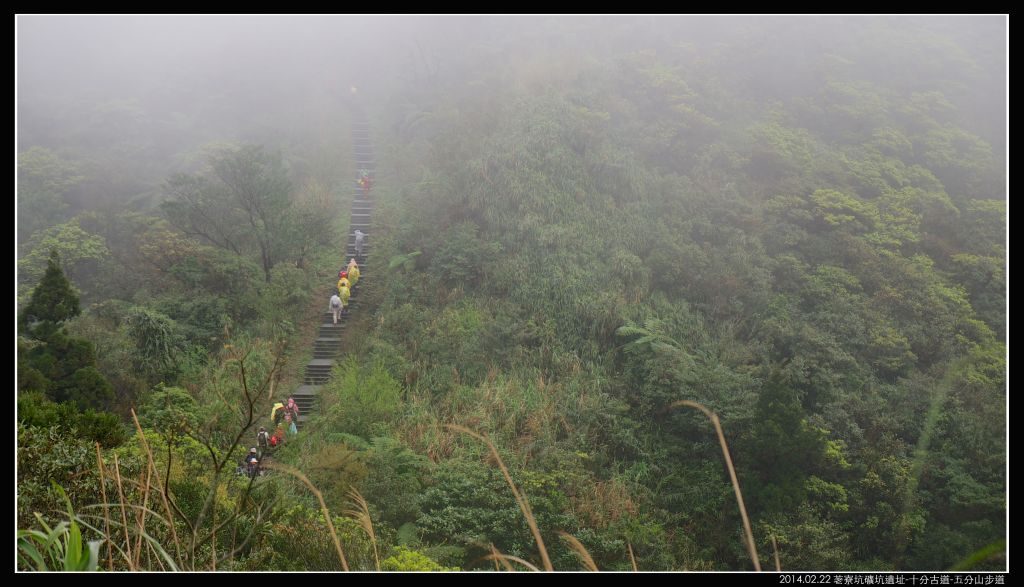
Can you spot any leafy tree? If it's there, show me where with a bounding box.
[56,366,115,411]
[17,146,84,242]
[162,144,332,282]
[17,220,109,304]
[380,546,458,571]
[18,392,126,447]
[738,369,836,515]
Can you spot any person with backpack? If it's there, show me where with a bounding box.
[337,271,351,294]
[257,427,270,460]
[353,230,367,258]
[330,293,343,325]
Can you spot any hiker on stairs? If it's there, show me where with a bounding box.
[347,258,360,287]
[257,426,270,460]
[358,168,372,198]
[246,448,261,478]
[339,281,351,316]
[330,293,343,325]
[354,230,367,258]
[285,397,300,436]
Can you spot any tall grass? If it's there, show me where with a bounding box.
[95,442,113,571]
[345,486,379,571]
[261,460,350,571]
[558,531,598,571]
[669,400,761,571]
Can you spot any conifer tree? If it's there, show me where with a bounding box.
[20,249,80,333]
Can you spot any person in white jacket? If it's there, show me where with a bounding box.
[329,293,342,324]
[354,230,367,258]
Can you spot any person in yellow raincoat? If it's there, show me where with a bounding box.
[337,271,350,295]
[347,258,360,288]
[339,282,351,314]
[271,402,285,425]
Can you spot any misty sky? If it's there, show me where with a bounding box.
[17,15,1006,154]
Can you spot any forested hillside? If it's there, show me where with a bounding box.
[17,16,1005,572]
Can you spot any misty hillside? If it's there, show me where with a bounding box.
[16,15,1006,573]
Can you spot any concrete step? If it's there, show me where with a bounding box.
[292,384,322,397]
[319,321,347,329]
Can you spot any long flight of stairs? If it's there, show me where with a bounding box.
[291,109,375,429]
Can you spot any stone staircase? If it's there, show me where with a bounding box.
[291,109,375,429]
